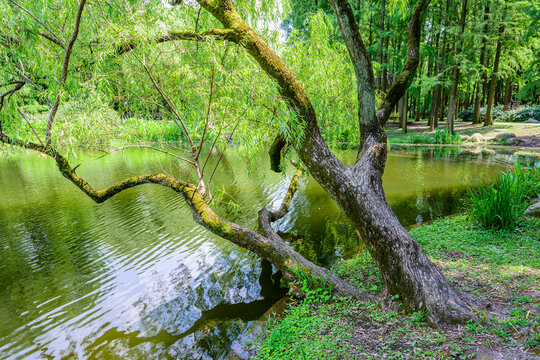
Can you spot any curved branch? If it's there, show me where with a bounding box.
[115,28,239,55]
[268,134,286,173]
[0,132,372,301]
[376,0,430,125]
[329,0,376,129]
[45,0,87,145]
[257,168,375,301]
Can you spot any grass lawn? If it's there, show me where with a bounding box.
[385,121,540,149]
[254,215,540,360]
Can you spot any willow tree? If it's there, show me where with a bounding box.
[0,0,481,325]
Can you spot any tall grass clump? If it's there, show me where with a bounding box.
[468,160,539,230]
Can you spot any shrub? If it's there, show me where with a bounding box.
[468,160,539,230]
[458,105,540,123]
[433,128,462,144]
[407,129,462,145]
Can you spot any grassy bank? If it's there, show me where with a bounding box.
[386,122,540,148]
[255,215,540,360]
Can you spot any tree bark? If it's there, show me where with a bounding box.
[485,21,504,126]
[473,5,490,123]
[430,0,445,130]
[447,0,468,134]
[503,77,512,105]
[378,0,386,90]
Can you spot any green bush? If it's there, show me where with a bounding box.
[408,129,462,144]
[458,105,540,123]
[497,105,540,122]
[468,161,539,230]
[433,128,462,144]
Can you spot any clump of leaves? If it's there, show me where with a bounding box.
[289,265,334,304]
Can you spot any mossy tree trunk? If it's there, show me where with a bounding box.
[1,0,482,326]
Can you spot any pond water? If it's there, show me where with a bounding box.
[0,145,532,359]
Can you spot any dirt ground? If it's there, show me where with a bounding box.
[385,121,540,148]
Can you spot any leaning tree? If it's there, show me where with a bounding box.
[0,0,481,325]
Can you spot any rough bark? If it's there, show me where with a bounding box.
[485,21,504,126]
[447,0,468,134]
[473,4,489,124]
[329,0,478,324]
[503,77,512,105]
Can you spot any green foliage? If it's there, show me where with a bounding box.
[254,301,356,360]
[458,105,540,123]
[332,251,382,293]
[408,128,462,145]
[468,161,539,230]
[290,265,334,304]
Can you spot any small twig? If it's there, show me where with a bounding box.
[18,109,44,145]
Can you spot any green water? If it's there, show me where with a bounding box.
[0,146,522,359]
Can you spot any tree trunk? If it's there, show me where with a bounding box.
[378,0,386,90]
[485,21,504,126]
[482,50,491,106]
[447,0,468,134]
[473,5,489,123]
[430,0,444,130]
[3,0,480,327]
[503,77,512,105]
[399,92,408,133]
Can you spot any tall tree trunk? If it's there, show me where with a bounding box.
[447,0,468,134]
[399,92,408,133]
[473,5,489,123]
[485,21,504,126]
[3,0,480,326]
[503,77,512,105]
[482,50,491,106]
[378,0,386,89]
[429,0,444,130]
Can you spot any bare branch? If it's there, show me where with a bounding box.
[37,30,65,48]
[18,109,43,145]
[376,0,430,125]
[91,145,195,165]
[115,28,239,55]
[45,0,87,145]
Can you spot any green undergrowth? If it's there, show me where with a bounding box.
[255,215,540,359]
[387,128,463,145]
[468,161,540,230]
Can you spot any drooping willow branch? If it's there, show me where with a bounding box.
[0,131,372,300]
[45,0,87,145]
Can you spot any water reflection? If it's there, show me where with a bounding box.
[0,146,530,359]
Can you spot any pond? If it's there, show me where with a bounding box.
[0,145,533,359]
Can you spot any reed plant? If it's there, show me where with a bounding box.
[468,160,539,230]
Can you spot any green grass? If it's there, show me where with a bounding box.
[256,215,540,359]
[387,128,463,145]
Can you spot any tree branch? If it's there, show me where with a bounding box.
[329,0,376,129]
[115,28,240,55]
[45,0,87,145]
[376,0,430,125]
